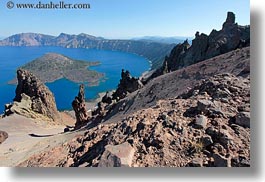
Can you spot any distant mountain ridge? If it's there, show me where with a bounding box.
[132,36,192,44]
[0,33,175,70]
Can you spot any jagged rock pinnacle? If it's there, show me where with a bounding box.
[223,11,236,28]
[72,84,89,129]
[5,69,61,122]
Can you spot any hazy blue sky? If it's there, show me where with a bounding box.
[0,0,250,38]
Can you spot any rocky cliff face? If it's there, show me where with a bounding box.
[5,69,61,122]
[152,12,250,78]
[0,33,54,46]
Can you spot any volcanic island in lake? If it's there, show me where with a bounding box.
[9,53,104,86]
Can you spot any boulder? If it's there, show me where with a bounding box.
[0,130,8,144]
[219,129,234,147]
[194,115,208,129]
[235,112,250,128]
[98,142,135,167]
[5,93,31,116]
[213,153,231,167]
[72,84,89,129]
[197,100,214,113]
[202,135,213,147]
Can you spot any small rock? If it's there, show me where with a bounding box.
[229,86,239,93]
[206,127,218,136]
[64,158,74,167]
[219,129,234,147]
[97,124,102,130]
[159,113,168,121]
[235,112,250,128]
[98,142,135,167]
[127,138,134,145]
[221,98,229,103]
[194,115,208,129]
[64,128,70,133]
[202,135,213,147]
[203,150,211,157]
[162,119,175,129]
[213,153,231,167]
[188,158,203,167]
[237,105,250,112]
[0,130,8,144]
[209,107,225,116]
[197,100,214,113]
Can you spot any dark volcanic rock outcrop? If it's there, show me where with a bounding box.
[5,69,60,122]
[153,12,250,78]
[102,91,113,105]
[112,69,143,101]
[72,84,89,129]
[0,130,8,144]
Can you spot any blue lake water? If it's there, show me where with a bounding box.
[0,46,150,112]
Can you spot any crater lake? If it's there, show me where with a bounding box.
[0,46,150,111]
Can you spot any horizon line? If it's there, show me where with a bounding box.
[0,32,195,40]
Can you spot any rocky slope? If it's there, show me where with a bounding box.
[4,69,61,123]
[9,53,104,85]
[104,47,250,123]
[17,45,250,167]
[0,33,175,70]
[151,12,250,79]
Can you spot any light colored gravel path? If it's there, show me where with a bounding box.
[0,114,82,167]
